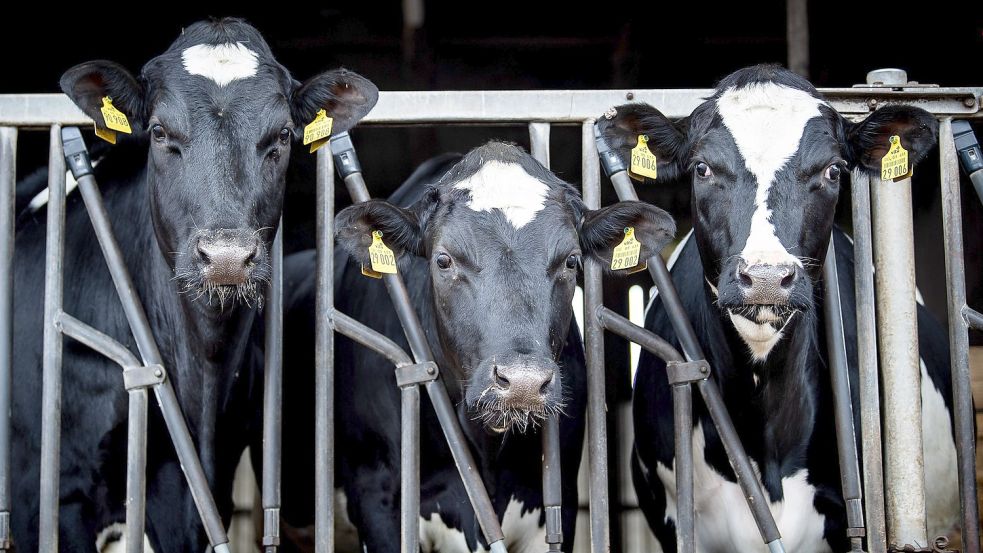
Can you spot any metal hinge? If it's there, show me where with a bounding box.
[665,359,711,385]
[122,364,166,391]
[395,362,439,388]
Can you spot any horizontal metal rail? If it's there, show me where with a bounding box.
[0,87,980,127]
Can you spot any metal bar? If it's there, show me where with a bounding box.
[529,122,551,167]
[593,306,695,553]
[822,240,865,552]
[54,312,140,368]
[330,310,413,367]
[850,169,888,553]
[314,146,335,553]
[786,0,810,78]
[331,135,507,552]
[965,306,983,331]
[262,222,284,553]
[400,382,420,553]
[939,118,981,553]
[0,126,15,553]
[38,125,63,553]
[581,120,610,553]
[3,89,980,127]
[63,126,230,550]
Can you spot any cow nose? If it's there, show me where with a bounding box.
[196,232,260,285]
[737,262,797,305]
[493,363,555,409]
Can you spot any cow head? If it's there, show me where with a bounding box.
[60,18,377,310]
[336,142,675,432]
[599,65,937,361]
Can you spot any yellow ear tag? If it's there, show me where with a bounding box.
[360,265,383,279]
[93,124,117,144]
[629,135,658,182]
[880,135,911,182]
[303,109,334,153]
[367,230,398,274]
[611,227,642,271]
[100,97,131,134]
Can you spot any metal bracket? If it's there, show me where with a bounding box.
[122,364,166,391]
[666,359,711,385]
[261,508,281,547]
[394,362,439,388]
[887,536,957,553]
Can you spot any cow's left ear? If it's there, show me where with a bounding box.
[292,69,379,135]
[335,188,438,266]
[60,60,146,131]
[845,105,938,174]
[579,201,676,272]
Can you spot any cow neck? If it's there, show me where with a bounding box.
[703,282,821,490]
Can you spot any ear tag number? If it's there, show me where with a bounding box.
[96,96,131,143]
[880,135,911,182]
[611,227,642,271]
[304,109,334,153]
[367,230,398,275]
[629,135,658,182]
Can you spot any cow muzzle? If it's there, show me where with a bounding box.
[182,228,269,308]
[467,354,562,433]
[736,261,798,305]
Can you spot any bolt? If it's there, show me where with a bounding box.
[964,96,978,108]
[700,365,709,374]
[426,366,436,375]
[867,98,878,110]
[154,369,163,378]
[626,91,635,101]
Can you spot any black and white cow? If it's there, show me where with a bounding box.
[598,65,957,552]
[274,141,675,552]
[11,18,376,552]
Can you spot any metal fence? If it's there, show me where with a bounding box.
[0,76,981,553]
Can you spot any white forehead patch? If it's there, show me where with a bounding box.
[453,160,550,229]
[718,83,825,267]
[181,42,259,86]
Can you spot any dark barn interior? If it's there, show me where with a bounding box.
[3,1,982,550]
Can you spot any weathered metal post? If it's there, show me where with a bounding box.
[315,147,336,553]
[0,126,15,553]
[866,68,928,548]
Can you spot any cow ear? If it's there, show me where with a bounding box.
[60,60,145,132]
[596,103,687,181]
[292,69,379,135]
[335,189,438,265]
[846,105,938,174]
[579,201,676,272]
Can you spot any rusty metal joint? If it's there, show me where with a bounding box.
[887,536,956,553]
[395,361,438,388]
[122,364,166,391]
[666,359,711,385]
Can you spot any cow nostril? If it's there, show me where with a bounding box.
[739,272,753,287]
[197,241,211,264]
[493,366,510,389]
[539,373,554,396]
[780,271,795,288]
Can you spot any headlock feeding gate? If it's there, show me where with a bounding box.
[0,70,982,553]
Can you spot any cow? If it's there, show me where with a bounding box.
[11,18,377,553]
[272,141,675,552]
[597,64,957,552]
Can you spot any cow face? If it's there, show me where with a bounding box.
[336,142,675,432]
[599,65,937,360]
[60,18,377,310]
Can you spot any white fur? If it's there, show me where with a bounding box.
[920,361,959,539]
[181,42,259,86]
[648,423,830,553]
[453,161,549,229]
[96,523,154,553]
[717,83,825,268]
[419,497,543,553]
[727,311,785,362]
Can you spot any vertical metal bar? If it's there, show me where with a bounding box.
[39,126,64,553]
[262,222,284,553]
[671,384,694,553]
[529,122,562,552]
[822,239,865,552]
[850,169,887,553]
[582,120,610,553]
[315,147,335,553]
[399,383,420,553]
[786,0,809,78]
[868,155,928,546]
[0,127,14,553]
[124,383,148,553]
[939,118,981,553]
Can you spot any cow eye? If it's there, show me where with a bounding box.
[695,162,713,179]
[151,124,166,142]
[565,254,580,270]
[824,164,842,181]
[278,127,291,145]
[435,252,452,270]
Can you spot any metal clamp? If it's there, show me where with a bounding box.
[665,360,711,385]
[261,507,281,547]
[887,536,956,553]
[394,362,439,388]
[122,364,166,391]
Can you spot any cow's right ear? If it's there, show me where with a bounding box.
[292,69,379,135]
[60,61,145,131]
[596,103,687,181]
[335,190,438,265]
